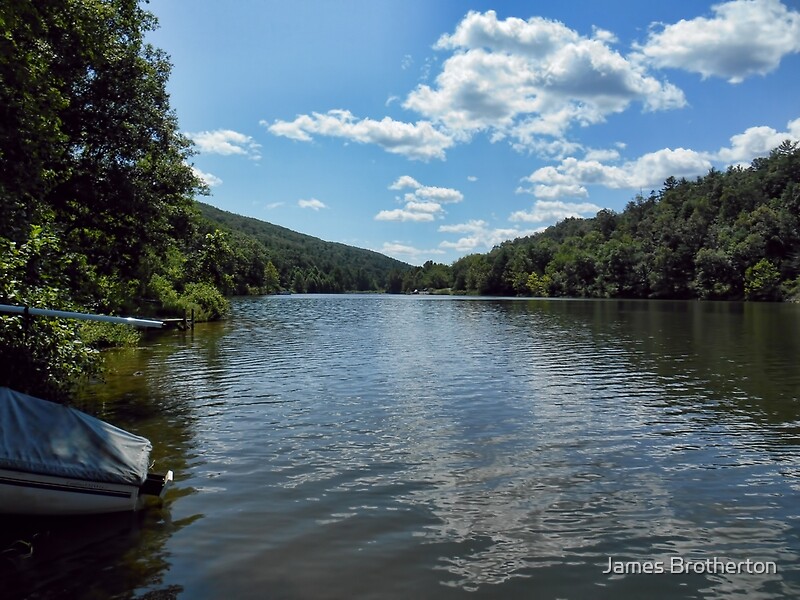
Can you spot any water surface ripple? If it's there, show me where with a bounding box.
[9,295,800,600]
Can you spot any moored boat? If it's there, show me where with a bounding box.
[0,387,172,515]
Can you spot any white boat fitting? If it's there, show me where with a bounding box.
[0,387,172,515]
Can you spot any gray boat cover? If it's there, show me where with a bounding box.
[0,387,151,485]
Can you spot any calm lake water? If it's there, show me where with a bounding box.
[3,295,800,599]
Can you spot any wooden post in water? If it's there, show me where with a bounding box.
[191,308,195,330]
[22,305,30,343]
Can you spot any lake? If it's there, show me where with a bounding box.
[2,295,799,599]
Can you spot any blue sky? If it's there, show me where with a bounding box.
[146,0,800,266]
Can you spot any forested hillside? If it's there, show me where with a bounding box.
[405,142,799,301]
[197,202,412,293]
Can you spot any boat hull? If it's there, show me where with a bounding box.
[0,468,172,515]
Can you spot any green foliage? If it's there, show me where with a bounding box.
[398,260,452,293]
[178,282,230,322]
[781,276,800,302]
[693,248,736,299]
[0,225,101,400]
[145,273,229,321]
[1,0,202,290]
[594,236,645,297]
[526,272,551,297]
[263,261,281,294]
[0,1,205,398]
[452,254,491,294]
[189,229,236,295]
[0,313,102,402]
[79,321,141,349]
[146,273,182,314]
[1,0,203,282]
[448,141,800,301]
[744,259,781,301]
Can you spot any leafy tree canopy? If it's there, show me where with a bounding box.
[0,0,203,398]
[445,142,800,302]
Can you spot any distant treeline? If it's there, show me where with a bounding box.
[402,142,800,302]
[197,203,412,294]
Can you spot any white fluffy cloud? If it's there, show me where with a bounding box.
[389,175,464,204]
[264,11,695,161]
[517,116,800,201]
[638,0,800,83]
[298,198,327,211]
[264,5,798,167]
[413,186,464,203]
[375,208,436,222]
[716,117,800,163]
[521,147,714,199]
[191,166,222,188]
[438,220,488,235]
[438,219,541,252]
[389,175,422,190]
[376,176,463,222]
[509,200,602,223]
[187,129,262,160]
[263,110,454,161]
[403,10,685,148]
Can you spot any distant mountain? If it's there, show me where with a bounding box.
[196,202,412,293]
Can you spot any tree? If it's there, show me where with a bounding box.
[745,259,781,301]
[0,224,101,400]
[1,0,204,397]
[693,248,737,300]
[291,269,306,293]
[1,0,203,310]
[594,209,617,239]
[190,230,236,295]
[385,270,404,294]
[594,236,645,297]
[263,260,281,293]
[419,261,451,290]
[0,1,70,240]
[526,272,551,297]
[465,254,491,294]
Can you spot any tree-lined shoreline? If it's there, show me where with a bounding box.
[404,143,800,302]
[2,1,797,401]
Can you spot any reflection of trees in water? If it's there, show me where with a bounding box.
[76,322,234,472]
[503,298,800,429]
[0,510,201,599]
[0,326,229,599]
[615,301,800,430]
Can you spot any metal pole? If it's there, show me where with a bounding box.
[0,304,164,328]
